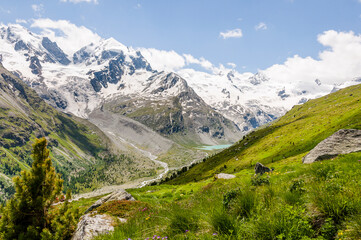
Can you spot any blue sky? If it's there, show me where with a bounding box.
[0,0,361,73]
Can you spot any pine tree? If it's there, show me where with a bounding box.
[0,138,63,239]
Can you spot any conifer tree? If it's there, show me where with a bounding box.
[0,138,63,239]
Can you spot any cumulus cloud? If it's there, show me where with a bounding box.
[139,48,186,72]
[60,0,98,4]
[255,22,267,31]
[264,30,361,93]
[220,28,243,39]
[30,18,101,55]
[139,48,221,73]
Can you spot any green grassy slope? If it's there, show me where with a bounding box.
[169,83,361,184]
[90,84,361,240]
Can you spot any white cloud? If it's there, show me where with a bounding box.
[32,4,44,17]
[139,48,186,72]
[60,0,98,4]
[30,18,101,55]
[135,3,141,9]
[227,62,237,68]
[220,29,243,39]
[16,19,27,24]
[139,48,220,73]
[183,54,214,71]
[255,22,267,31]
[264,30,361,93]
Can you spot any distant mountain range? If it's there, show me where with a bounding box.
[1,23,359,143]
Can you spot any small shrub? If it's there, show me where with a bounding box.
[254,205,313,240]
[289,179,305,193]
[223,189,241,210]
[319,218,337,240]
[311,164,336,181]
[95,200,148,218]
[251,175,270,186]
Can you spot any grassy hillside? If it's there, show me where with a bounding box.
[93,153,361,240]
[0,64,157,201]
[169,83,361,184]
[85,83,361,240]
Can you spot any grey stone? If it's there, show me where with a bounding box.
[216,173,236,179]
[303,129,361,164]
[254,162,273,175]
[71,214,115,240]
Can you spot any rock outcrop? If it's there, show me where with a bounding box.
[303,129,361,164]
[72,189,134,240]
[85,188,135,214]
[71,214,115,240]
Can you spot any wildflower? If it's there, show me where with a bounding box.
[213,233,218,236]
[146,217,150,220]
[185,230,189,233]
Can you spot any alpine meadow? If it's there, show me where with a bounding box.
[1,1,361,239]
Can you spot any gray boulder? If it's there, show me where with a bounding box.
[254,162,273,175]
[84,189,135,214]
[71,214,115,240]
[215,173,236,179]
[303,129,361,164]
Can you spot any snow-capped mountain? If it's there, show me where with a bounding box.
[1,23,358,141]
[0,23,241,144]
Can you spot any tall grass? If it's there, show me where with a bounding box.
[94,152,361,240]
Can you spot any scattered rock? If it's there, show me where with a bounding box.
[254,162,273,175]
[215,173,236,179]
[85,189,135,214]
[303,129,361,164]
[71,214,115,240]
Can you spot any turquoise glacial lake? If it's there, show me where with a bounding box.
[197,144,232,150]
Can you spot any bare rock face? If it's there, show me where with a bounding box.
[85,189,135,214]
[71,214,115,240]
[215,173,236,179]
[72,189,134,240]
[303,129,361,164]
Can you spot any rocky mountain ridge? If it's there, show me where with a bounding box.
[0,24,241,145]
